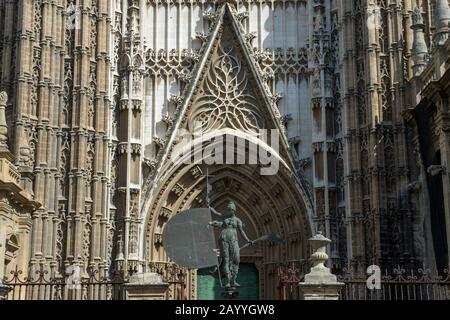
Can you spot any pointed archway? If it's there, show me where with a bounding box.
[139,4,314,299]
[143,162,312,298]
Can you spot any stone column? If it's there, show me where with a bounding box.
[434,0,450,46]
[0,93,11,299]
[299,232,344,300]
[411,8,429,77]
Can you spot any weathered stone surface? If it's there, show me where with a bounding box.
[299,233,343,300]
[0,0,449,300]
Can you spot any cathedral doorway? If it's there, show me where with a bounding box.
[142,159,313,298]
[139,5,314,299]
[197,263,259,300]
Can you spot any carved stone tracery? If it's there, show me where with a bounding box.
[189,42,264,134]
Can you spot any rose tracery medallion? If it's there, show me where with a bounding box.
[188,40,264,135]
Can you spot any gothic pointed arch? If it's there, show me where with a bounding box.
[140,3,313,233]
[138,3,314,299]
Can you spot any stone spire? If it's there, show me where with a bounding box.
[411,8,429,76]
[434,0,450,46]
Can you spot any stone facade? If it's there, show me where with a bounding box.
[0,0,449,300]
[404,1,450,274]
[0,92,41,295]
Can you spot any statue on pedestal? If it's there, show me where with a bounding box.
[208,201,254,288]
[163,168,282,299]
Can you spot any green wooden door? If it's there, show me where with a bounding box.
[197,263,259,300]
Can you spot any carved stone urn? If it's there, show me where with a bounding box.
[299,232,344,300]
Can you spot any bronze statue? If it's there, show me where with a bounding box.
[208,201,254,288]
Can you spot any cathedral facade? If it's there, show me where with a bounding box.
[0,0,449,300]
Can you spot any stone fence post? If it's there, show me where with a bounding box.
[122,272,169,300]
[299,232,344,300]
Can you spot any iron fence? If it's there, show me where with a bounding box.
[147,261,188,300]
[3,266,124,300]
[2,264,188,300]
[278,264,450,300]
[337,267,450,300]
[5,265,450,300]
[277,262,306,300]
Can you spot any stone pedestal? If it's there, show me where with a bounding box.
[122,272,169,300]
[299,232,344,300]
[299,283,343,300]
[221,286,239,300]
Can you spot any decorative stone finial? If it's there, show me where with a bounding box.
[412,7,424,25]
[299,232,344,300]
[434,0,450,46]
[116,235,125,261]
[411,8,429,76]
[305,231,334,281]
[0,91,9,148]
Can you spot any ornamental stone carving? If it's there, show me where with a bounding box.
[188,42,264,134]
